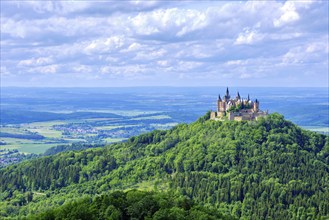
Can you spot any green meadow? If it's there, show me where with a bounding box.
[0,112,175,154]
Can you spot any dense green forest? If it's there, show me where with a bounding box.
[0,113,328,219]
[25,190,235,220]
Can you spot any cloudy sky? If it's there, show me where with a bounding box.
[1,1,328,87]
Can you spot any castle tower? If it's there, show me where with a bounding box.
[224,87,230,101]
[218,97,227,113]
[253,99,259,112]
[217,94,222,112]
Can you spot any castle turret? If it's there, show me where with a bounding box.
[253,99,259,112]
[236,91,241,100]
[217,94,223,113]
[224,87,230,101]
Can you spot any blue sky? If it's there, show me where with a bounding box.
[1,1,328,87]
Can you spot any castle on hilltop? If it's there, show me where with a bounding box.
[210,88,268,121]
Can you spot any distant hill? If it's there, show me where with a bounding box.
[0,113,328,219]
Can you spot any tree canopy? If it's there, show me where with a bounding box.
[0,113,328,219]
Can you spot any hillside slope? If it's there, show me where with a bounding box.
[27,190,235,220]
[1,113,328,219]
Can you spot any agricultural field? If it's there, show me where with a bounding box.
[0,111,177,154]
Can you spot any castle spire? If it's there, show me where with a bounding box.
[236,91,241,100]
[218,94,222,101]
[247,94,250,101]
[224,87,231,101]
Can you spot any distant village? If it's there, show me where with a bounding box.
[211,88,268,121]
[0,149,37,168]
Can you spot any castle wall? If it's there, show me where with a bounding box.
[217,111,225,117]
[218,101,226,112]
[234,116,243,121]
[210,111,217,120]
[227,112,234,120]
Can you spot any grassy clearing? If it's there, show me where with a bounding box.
[18,143,60,154]
[103,138,127,143]
[0,138,60,154]
[17,120,65,139]
[0,127,28,134]
[21,121,66,138]
[28,128,62,138]
[127,180,169,192]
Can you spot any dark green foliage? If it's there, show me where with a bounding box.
[0,113,328,219]
[26,190,233,220]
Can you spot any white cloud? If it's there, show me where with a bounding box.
[130,8,208,37]
[29,64,59,74]
[274,1,300,27]
[282,39,328,65]
[21,1,91,14]
[1,0,328,87]
[157,60,169,67]
[100,64,149,79]
[133,48,167,61]
[126,42,142,51]
[72,65,93,73]
[273,1,314,28]
[1,18,40,38]
[235,29,264,45]
[226,60,246,66]
[18,57,53,66]
[84,36,125,55]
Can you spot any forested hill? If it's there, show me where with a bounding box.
[0,113,328,219]
[27,190,235,220]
